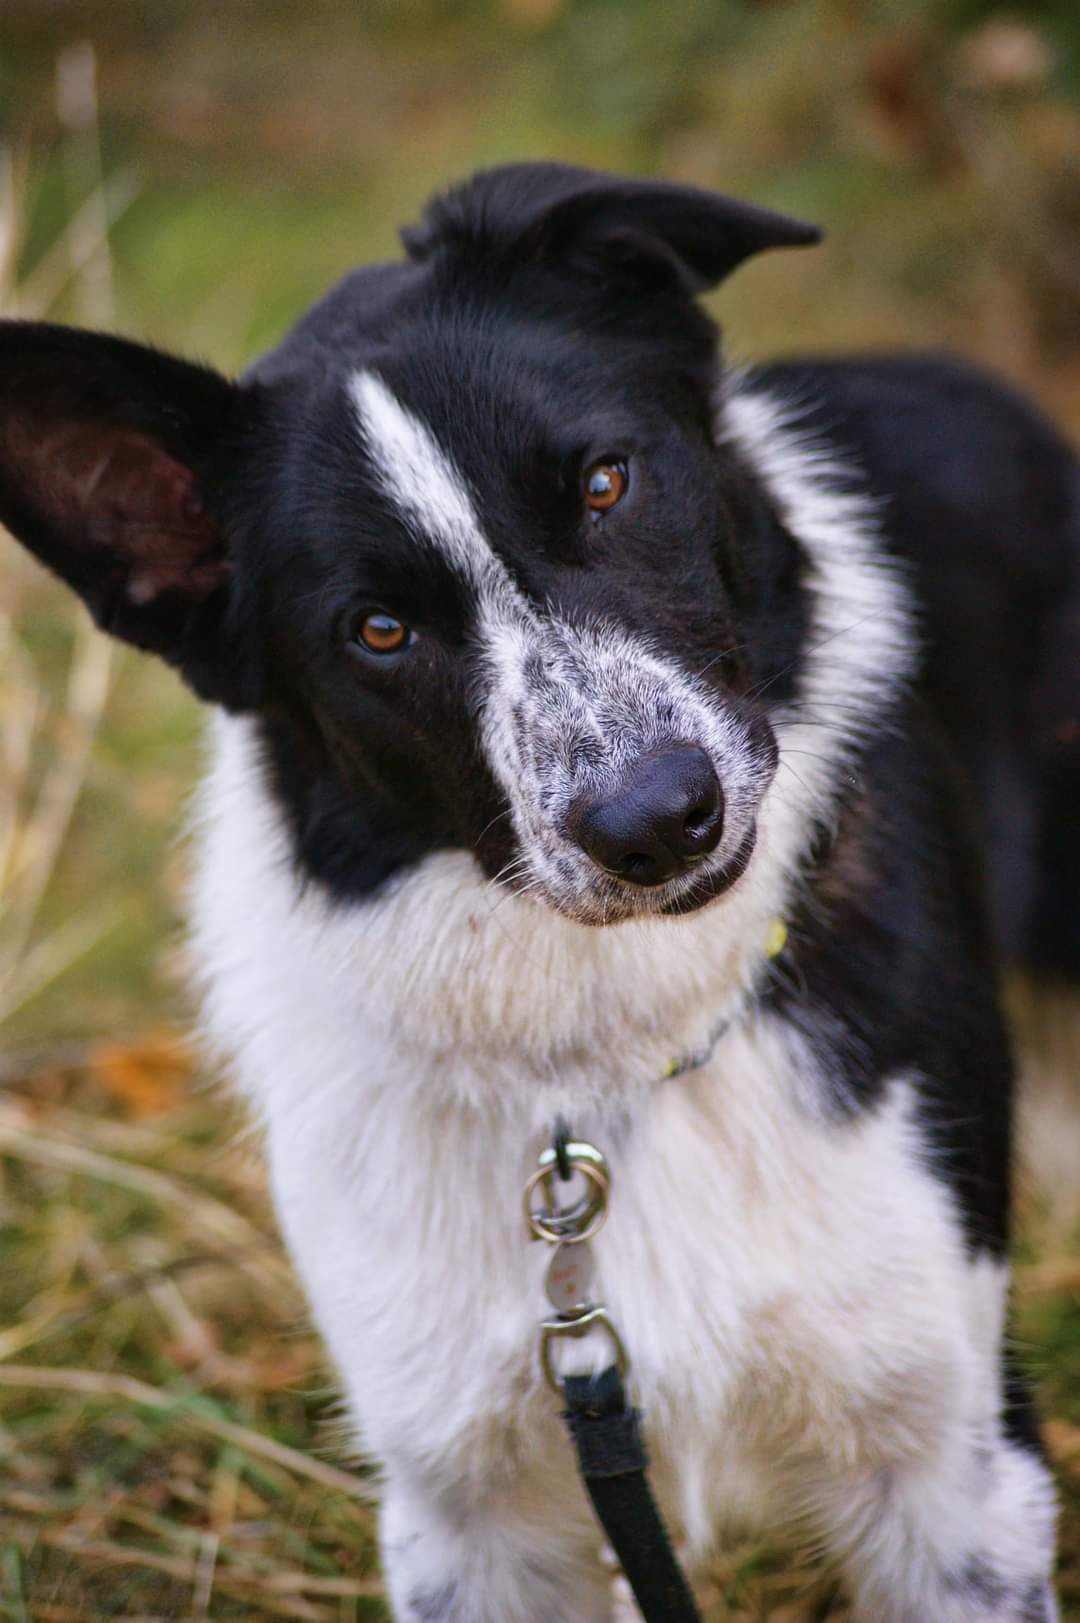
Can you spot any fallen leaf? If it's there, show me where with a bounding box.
[1044,1418,1080,1469]
[89,1029,194,1117]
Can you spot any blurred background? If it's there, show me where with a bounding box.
[0,2,1078,1617]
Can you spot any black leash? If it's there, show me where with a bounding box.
[562,1365,702,1622]
[524,1119,703,1623]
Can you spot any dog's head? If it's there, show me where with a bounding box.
[0,163,820,926]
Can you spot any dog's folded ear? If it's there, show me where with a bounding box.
[0,321,262,708]
[402,162,822,294]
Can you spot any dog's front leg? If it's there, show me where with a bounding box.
[816,1428,1058,1623]
[380,1473,615,1623]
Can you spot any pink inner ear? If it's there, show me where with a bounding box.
[43,422,229,604]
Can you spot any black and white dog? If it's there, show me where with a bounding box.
[1,163,1077,1620]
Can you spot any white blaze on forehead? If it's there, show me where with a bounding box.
[347,369,498,591]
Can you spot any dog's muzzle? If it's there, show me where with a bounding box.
[565,744,724,887]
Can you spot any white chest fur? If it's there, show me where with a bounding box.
[190,717,993,1560]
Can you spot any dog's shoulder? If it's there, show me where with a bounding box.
[753,350,1078,572]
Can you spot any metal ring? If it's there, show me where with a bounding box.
[524,1160,609,1243]
[539,1307,629,1395]
[524,1148,609,1244]
[536,1141,608,1179]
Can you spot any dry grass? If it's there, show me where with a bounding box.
[0,1058,384,1622]
[3,1053,1080,1621]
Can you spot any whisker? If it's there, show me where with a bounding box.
[489,856,531,890]
[694,644,741,681]
[781,698,882,714]
[474,807,513,848]
[779,748,835,764]
[778,757,818,802]
[748,612,888,703]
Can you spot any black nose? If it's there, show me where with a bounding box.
[569,745,724,886]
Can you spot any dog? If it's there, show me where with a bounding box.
[1,162,1076,1621]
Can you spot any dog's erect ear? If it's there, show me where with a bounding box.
[0,321,262,708]
[402,162,822,293]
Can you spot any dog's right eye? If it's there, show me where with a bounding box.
[349,611,414,657]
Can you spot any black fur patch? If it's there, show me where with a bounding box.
[757,352,1080,980]
[764,704,1013,1255]
[406,1582,459,1621]
[951,1556,1010,1607]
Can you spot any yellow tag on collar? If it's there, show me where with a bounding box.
[764,917,788,959]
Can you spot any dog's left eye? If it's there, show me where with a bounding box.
[584,460,628,514]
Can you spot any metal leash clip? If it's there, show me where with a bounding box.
[540,1305,629,1395]
[524,1138,609,1244]
[522,1124,702,1622]
[526,1126,629,1395]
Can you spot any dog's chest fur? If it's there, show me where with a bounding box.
[191,708,1002,1556]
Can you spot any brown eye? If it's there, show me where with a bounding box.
[584,460,628,513]
[356,611,411,655]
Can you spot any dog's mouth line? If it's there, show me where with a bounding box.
[510,820,759,925]
[656,822,758,915]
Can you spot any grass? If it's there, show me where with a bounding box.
[1,11,1079,1617]
[0,1067,383,1622]
[2,1052,1080,1619]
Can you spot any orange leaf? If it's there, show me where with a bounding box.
[89,1029,195,1117]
